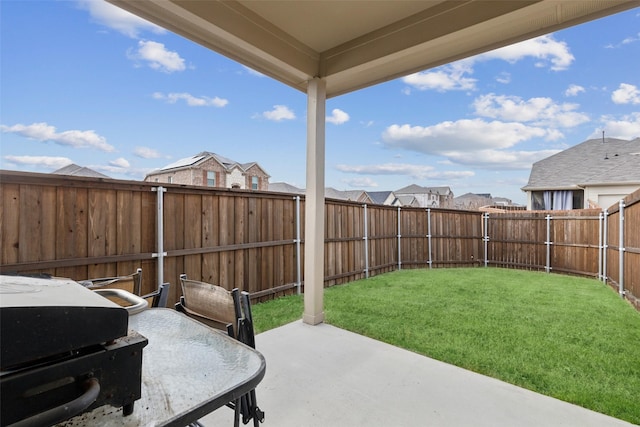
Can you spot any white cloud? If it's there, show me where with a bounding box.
[403,35,573,92]
[335,163,474,180]
[261,105,295,121]
[472,93,589,128]
[444,149,561,170]
[326,109,350,125]
[134,147,162,159]
[565,84,585,97]
[241,66,265,77]
[403,61,476,92]
[380,118,566,170]
[341,177,379,188]
[128,40,186,73]
[480,35,574,71]
[3,155,74,169]
[77,0,165,38]
[611,83,640,105]
[152,92,228,107]
[622,32,640,45]
[382,119,549,153]
[496,72,511,84]
[0,122,114,152]
[109,157,130,168]
[593,112,640,140]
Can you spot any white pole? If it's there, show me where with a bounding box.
[603,210,608,284]
[598,212,603,281]
[427,208,432,269]
[363,204,369,278]
[152,186,167,289]
[545,215,551,273]
[397,206,402,270]
[619,200,625,297]
[483,213,489,267]
[295,195,301,295]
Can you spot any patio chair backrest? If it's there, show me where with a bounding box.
[81,268,142,296]
[179,274,239,336]
[177,274,264,426]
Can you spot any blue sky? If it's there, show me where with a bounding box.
[1,1,639,204]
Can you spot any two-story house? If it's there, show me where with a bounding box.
[395,184,454,208]
[145,152,270,190]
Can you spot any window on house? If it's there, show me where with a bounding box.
[532,190,584,210]
[168,176,173,184]
[252,176,259,190]
[207,171,216,187]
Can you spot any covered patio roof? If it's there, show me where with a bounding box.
[108,0,639,325]
[108,1,637,98]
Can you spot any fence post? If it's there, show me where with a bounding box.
[598,212,603,281]
[152,186,167,290]
[397,206,402,270]
[363,204,369,278]
[603,210,608,284]
[295,196,302,294]
[483,212,489,267]
[545,214,552,273]
[619,200,625,297]
[426,208,432,269]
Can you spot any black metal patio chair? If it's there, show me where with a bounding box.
[176,274,264,427]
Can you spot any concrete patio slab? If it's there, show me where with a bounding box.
[200,320,635,427]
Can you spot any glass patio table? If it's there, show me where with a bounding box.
[58,308,266,426]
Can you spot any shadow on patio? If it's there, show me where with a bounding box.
[199,321,633,427]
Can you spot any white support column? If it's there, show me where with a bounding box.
[303,77,326,325]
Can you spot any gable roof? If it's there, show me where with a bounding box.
[269,182,305,194]
[147,151,270,177]
[52,163,110,178]
[368,191,394,205]
[522,138,640,191]
[325,188,372,203]
[395,184,452,195]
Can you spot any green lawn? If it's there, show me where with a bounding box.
[251,268,640,425]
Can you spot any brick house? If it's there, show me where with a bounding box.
[145,152,270,190]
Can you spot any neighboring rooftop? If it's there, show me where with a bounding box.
[52,164,110,178]
[522,137,640,190]
[395,184,452,195]
[150,151,266,176]
[268,182,304,194]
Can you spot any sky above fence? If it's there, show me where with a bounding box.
[1,2,639,204]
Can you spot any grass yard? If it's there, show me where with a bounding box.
[251,268,640,424]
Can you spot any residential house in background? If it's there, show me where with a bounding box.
[325,188,373,203]
[395,184,454,208]
[368,191,400,206]
[268,183,374,203]
[268,182,305,195]
[145,152,270,190]
[454,193,521,211]
[268,184,452,207]
[522,137,640,210]
[52,163,110,179]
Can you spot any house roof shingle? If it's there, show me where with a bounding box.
[522,138,640,191]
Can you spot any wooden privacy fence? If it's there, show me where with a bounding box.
[1,171,638,309]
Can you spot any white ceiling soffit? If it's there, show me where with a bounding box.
[108,0,639,98]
